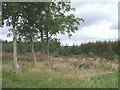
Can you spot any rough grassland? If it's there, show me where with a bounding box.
[2,52,118,88]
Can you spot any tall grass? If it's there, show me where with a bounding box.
[2,53,118,88]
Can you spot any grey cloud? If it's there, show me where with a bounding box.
[110,22,118,30]
[71,2,112,9]
[56,30,106,42]
[71,2,117,29]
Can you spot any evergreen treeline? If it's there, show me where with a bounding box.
[59,41,118,60]
[2,40,118,60]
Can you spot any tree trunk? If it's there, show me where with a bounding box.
[46,41,49,60]
[46,31,49,60]
[31,39,37,64]
[41,30,46,60]
[13,23,19,69]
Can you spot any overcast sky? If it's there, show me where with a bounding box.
[0,1,118,46]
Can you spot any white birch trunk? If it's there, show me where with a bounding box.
[46,39,49,61]
[32,40,37,64]
[13,25,19,69]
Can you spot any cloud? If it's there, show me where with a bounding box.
[110,21,118,29]
[57,22,118,46]
[56,2,118,45]
[69,2,118,29]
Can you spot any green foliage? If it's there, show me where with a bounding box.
[102,44,114,60]
[59,45,71,56]
[2,39,60,54]
[2,40,118,60]
[70,44,80,55]
[88,51,94,57]
[2,2,23,26]
[2,2,83,59]
[2,42,13,52]
[49,39,61,53]
[79,41,118,60]
[17,42,27,54]
[58,40,118,60]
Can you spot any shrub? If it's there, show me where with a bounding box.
[89,51,94,57]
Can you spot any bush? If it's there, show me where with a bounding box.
[102,45,114,60]
[88,51,94,57]
[59,47,71,56]
[2,44,13,52]
[17,43,27,54]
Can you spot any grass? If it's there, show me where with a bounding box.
[2,52,118,88]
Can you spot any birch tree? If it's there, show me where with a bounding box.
[40,2,84,60]
[2,2,23,68]
[17,3,40,64]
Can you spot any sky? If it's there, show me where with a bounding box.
[0,1,118,46]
